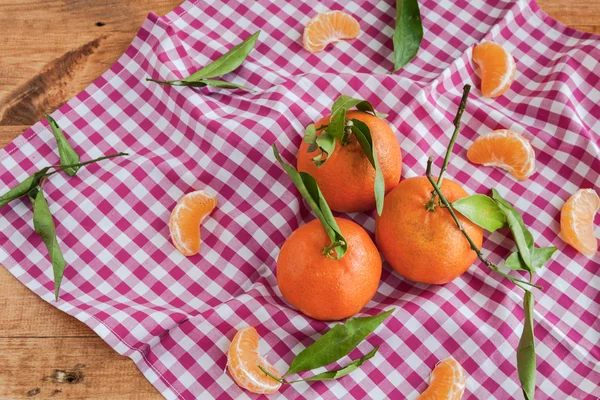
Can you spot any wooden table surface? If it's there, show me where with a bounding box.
[0,1,598,398]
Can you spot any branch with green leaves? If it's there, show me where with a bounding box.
[0,115,127,300]
[273,145,346,259]
[146,30,260,90]
[425,85,556,400]
[303,95,388,215]
[259,309,394,384]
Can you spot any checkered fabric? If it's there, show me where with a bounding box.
[0,0,599,398]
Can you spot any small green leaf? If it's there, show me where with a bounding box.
[351,119,385,216]
[185,30,260,81]
[331,95,386,118]
[452,194,507,232]
[393,0,423,72]
[304,124,317,146]
[32,189,67,301]
[327,108,347,141]
[312,132,336,167]
[285,309,394,376]
[0,168,50,207]
[273,145,346,259]
[293,346,379,382]
[492,189,535,272]
[147,30,260,89]
[518,291,536,400]
[505,246,557,271]
[46,115,80,177]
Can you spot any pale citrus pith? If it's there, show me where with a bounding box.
[169,189,218,256]
[417,357,466,400]
[472,41,516,98]
[303,11,360,53]
[227,326,282,394]
[466,129,536,181]
[560,188,600,255]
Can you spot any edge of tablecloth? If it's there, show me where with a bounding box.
[1,1,598,399]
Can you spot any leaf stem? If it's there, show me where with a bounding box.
[425,158,541,291]
[258,365,288,384]
[425,84,471,211]
[146,77,179,86]
[45,152,128,177]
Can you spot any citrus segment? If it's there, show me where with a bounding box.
[303,11,360,53]
[467,130,535,181]
[561,188,600,255]
[472,41,516,98]
[417,357,466,400]
[169,189,218,256]
[227,326,282,394]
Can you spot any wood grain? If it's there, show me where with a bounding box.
[0,0,598,399]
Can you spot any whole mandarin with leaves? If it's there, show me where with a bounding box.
[375,176,483,284]
[297,110,402,213]
[277,217,381,321]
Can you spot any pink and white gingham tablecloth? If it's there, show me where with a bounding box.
[0,0,598,398]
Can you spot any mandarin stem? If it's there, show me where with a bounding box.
[44,152,128,177]
[425,157,541,291]
[425,84,471,211]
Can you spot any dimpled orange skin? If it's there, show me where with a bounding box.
[297,110,402,213]
[277,217,382,321]
[375,177,483,285]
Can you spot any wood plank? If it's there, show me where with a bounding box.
[0,0,183,126]
[0,337,162,399]
[0,266,94,337]
[537,0,600,29]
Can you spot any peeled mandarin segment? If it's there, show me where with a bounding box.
[303,10,360,53]
[472,41,516,98]
[227,327,282,394]
[168,189,218,256]
[466,129,536,180]
[417,357,466,400]
[560,189,600,255]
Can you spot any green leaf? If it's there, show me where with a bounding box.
[0,168,50,207]
[393,0,423,72]
[272,145,346,258]
[46,115,80,177]
[32,189,67,301]
[184,30,260,81]
[331,95,386,118]
[452,194,507,232]
[517,291,536,400]
[492,189,535,272]
[285,309,394,376]
[350,119,385,216]
[294,346,379,382]
[312,132,336,167]
[327,108,347,141]
[304,124,317,146]
[505,246,557,271]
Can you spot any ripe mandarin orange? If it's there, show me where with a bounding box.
[227,326,281,394]
[303,11,361,53]
[417,357,466,400]
[169,189,218,256]
[277,217,382,321]
[375,177,483,284]
[297,110,402,213]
